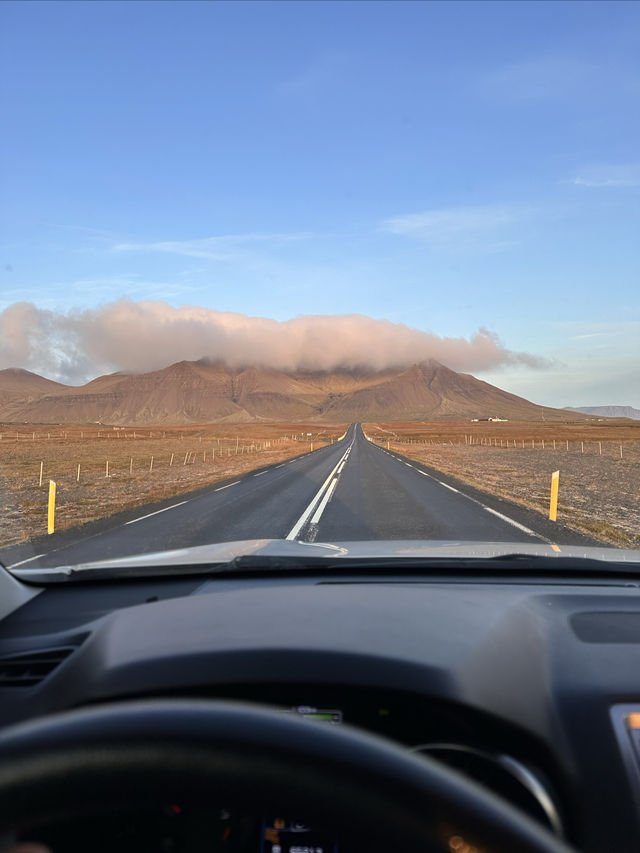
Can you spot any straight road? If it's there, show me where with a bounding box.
[3,424,598,569]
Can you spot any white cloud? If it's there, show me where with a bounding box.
[552,321,640,336]
[569,332,610,340]
[0,299,550,383]
[71,274,199,301]
[113,232,311,261]
[382,205,519,248]
[572,163,640,188]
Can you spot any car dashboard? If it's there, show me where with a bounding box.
[2,567,640,852]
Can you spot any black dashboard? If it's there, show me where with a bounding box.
[2,569,640,852]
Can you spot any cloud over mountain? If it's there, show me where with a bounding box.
[0,299,549,383]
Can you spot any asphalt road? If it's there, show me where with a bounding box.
[3,423,599,569]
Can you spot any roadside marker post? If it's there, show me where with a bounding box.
[47,480,56,534]
[549,470,560,522]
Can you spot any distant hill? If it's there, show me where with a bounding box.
[0,359,590,424]
[564,405,640,420]
[0,367,67,409]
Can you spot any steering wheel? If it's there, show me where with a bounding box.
[0,700,575,853]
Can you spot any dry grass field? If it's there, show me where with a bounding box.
[365,420,640,548]
[0,423,347,547]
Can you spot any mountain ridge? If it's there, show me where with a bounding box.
[564,405,640,420]
[0,360,590,424]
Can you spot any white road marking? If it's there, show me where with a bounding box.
[253,471,267,477]
[125,501,188,525]
[6,553,45,568]
[214,481,240,492]
[483,507,541,537]
[310,478,338,525]
[275,464,285,468]
[437,482,460,493]
[286,441,353,540]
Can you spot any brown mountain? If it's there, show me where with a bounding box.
[0,360,586,424]
[0,368,68,413]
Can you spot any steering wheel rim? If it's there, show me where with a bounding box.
[0,699,575,853]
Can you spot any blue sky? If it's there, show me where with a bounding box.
[1,0,639,406]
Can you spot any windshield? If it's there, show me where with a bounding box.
[1,0,638,574]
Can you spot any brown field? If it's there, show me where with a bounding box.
[0,423,347,548]
[365,421,640,548]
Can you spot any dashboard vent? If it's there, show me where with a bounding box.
[0,647,76,687]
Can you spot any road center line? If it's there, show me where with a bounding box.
[286,441,353,541]
[124,501,188,525]
[310,478,338,525]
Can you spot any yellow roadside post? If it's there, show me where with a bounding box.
[549,470,560,521]
[47,480,56,534]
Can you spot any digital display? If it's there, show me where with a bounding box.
[260,817,339,853]
[259,708,342,852]
[289,706,342,725]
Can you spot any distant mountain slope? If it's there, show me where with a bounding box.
[0,367,67,395]
[0,367,69,417]
[0,359,589,424]
[564,405,640,420]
